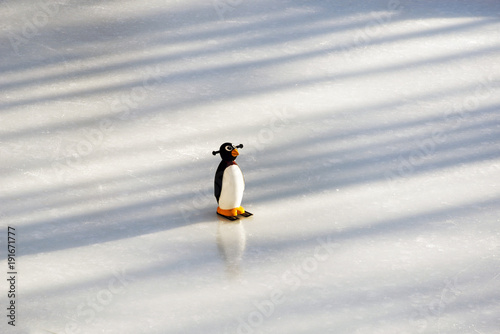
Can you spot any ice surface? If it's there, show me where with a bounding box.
[1,0,499,333]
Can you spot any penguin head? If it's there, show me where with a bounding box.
[213,142,243,161]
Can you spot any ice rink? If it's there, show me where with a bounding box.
[1,0,500,333]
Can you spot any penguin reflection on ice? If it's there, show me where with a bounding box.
[216,220,247,278]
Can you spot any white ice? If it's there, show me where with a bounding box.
[1,0,500,333]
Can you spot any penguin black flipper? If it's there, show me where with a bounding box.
[214,161,226,203]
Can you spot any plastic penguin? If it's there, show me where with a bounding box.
[212,142,253,221]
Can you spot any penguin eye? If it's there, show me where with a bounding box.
[225,145,233,152]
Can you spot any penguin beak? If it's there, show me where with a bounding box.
[231,149,239,157]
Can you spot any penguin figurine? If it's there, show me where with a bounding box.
[212,142,253,220]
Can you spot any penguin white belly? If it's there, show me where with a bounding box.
[219,165,245,210]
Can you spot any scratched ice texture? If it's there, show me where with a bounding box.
[0,0,499,333]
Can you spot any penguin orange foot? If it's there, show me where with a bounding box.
[217,207,239,221]
[217,207,238,217]
[236,206,253,217]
